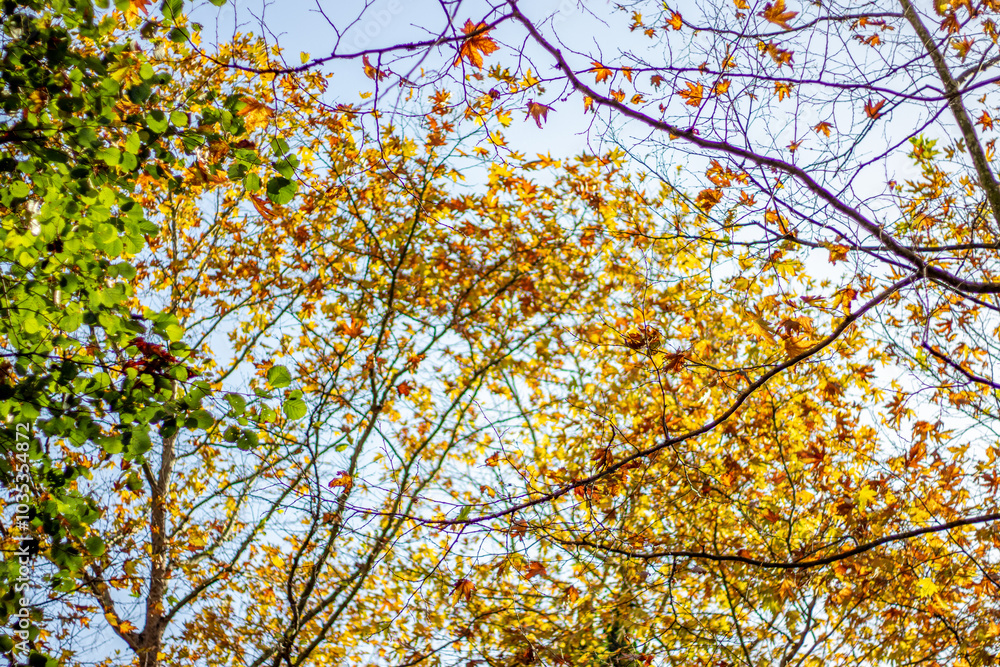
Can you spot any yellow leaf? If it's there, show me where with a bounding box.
[678,81,704,107]
[916,577,939,597]
[814,121,833,136]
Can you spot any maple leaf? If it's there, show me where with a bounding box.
[454,20,499,69]
[814,121,833,136]
[677,81,704,107]
[341,316,364,338]
[787,139,802,152]
[951,36,973,61]
[525,100,551,128]
[695,188,723,211]
[129,0,151,15]
[915,577,939,598]
[712,79,731,96]
[237,98,273,129]
[591,61,613,83]
[827,244,850,263]
[666,12,683,30]
[485,452,500,467]
[760,0,797,30]
[864,98,886,119]
[524,561,546,579]
[453,578,475,602]
[650,74,664,88]
[774,81,793,101]
[978,110,994,130]
[396,380,413,396]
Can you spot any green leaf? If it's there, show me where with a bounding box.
[266,365,292,389]
[158,323,183,342]
[225,392,247,415]
[84,536,105,557]
[266,176,296,205]
[146,110,169,133]
[283,397,307,421]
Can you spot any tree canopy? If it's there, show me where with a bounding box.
[4,1,1000,666]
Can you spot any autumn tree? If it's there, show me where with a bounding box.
[186,0,1000,664]
[12,0,1000,666]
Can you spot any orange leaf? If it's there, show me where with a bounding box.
[485,452,500,467]
[677,81,704,107]
[774,81,793,101]
[341,316,364,338]
[814,121,833,136]
[396,381,413,396]
[666,12,683,30]
[827,244,850,263]
[591,61,613,83]
[525,100,551,128]
[864,98,886,119]
[650,74,665,88]
[695,188,723,211]
[362,55,388,81]
[455,20,499,69]
[713,79,731,95]
[978,111,994,131]
[328,472,353,488]
[129,0,151,15]
[760,0,797,30]
[251,196,275,219]
[524,561,546,579]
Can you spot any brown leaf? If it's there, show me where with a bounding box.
[453,578,476,602]
[525,100,552,128]
[760,0,797,30]
[524,561,546,579]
